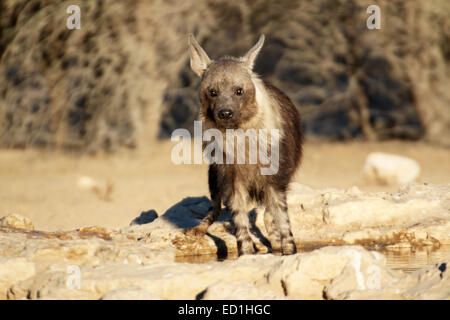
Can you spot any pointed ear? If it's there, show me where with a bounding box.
[188,34,211,77]
[242,34,265,70]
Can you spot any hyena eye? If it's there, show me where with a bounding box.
[235,88,243,96]
[209,89,218,97]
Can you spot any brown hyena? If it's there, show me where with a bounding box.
[186,34,303,255]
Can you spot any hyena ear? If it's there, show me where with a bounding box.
[242,34,265,70]
[188,34,211,77]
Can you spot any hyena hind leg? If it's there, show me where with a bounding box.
[260,206,282,252]
[266,187,296,255]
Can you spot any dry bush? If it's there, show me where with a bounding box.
[160,0,450,145]
[0,0,448,152]
[0,0,151,151]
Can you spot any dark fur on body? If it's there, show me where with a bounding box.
[187,34,303,255]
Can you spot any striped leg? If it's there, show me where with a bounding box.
[265,187,296,255]
[185,164,222,237]
[261,206,282,252]
[228,183,254,255]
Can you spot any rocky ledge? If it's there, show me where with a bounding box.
[1,183,449,300]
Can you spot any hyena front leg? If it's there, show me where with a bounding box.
[228,184,255,255]
[260,206,282,252]
[265,187,296,255]
[184,199,221,237]
[184,164,222,237]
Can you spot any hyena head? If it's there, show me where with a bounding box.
[188,34,265,129]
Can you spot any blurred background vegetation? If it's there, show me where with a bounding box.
[0,0,449,153]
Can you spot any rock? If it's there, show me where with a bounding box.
[0,258,35,299]
[0,214,34,231]
[10,255,282,300]
[363,152,421,185]
[4,245,448,300]
[199,280,288,300]
[322,248,404,299]
[401,263,450,300]
[265,246,390,299]
[77,176,101,191]
[325,260,450,300]
[323,197,440,228]
[0,183,449,300]
[77,176,114,201]
[134,182,449,256]
[124,196,237,256]
[101,286,161,300]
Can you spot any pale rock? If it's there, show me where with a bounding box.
[327,261,450,300]
[0,214,34,231]
[101,286,161,300]
[266,246,390,299]
[323,250,404,299]
[363,152,420,185]
[0,258,36,299]
[77,176,100,191]
[323,198,441,228]
[345,186,364,197]
[127,183,449,254]
[199,280,288,300]
[12,256,281,300]
[1,183,449,300]
[3,244,449,300]
[77,176,113,201]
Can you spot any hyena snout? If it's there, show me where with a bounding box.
[217,108,234,120]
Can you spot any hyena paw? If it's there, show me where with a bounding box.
[269,238,282,253]
[281,240,297,255]
[238,240,255,255]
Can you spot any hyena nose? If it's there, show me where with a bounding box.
[218,109,234,120]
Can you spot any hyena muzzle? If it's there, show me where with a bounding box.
[186,34,303,255]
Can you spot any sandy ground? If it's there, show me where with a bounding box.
[0,140,449,232]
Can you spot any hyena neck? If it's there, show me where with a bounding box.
[245,76,283,133]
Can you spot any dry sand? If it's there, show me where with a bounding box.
[0,140,448,232]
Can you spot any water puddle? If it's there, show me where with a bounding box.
[176,245,450,273]
[374,245,450,273]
